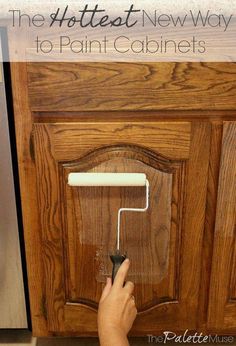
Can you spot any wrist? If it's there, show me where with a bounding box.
[99,324,127,339]
[99,326,129,346]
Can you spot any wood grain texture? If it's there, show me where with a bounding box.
[11,60,235,336]
[175,122,211,327]
[230,241,236,300]
[33,121,211,334]
[10,63,48,336]
[33,125,65,332]
[207,121,236,331]
[197,122,223,330]
[39,122,191,161]
[27,62,236,112]
[61,148,181,312]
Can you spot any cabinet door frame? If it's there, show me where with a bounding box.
[208,121,236,333]
[33,121,211,335]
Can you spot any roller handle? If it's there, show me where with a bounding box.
[110,253,127,284]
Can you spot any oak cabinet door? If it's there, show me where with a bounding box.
[208,122,236,333]
[33,121,210,335]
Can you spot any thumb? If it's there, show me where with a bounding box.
[100,277,112,303]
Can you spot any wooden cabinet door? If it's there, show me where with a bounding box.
[208,122,236,333]
[33,121,210,335]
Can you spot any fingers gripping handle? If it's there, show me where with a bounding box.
[110,253,127,284]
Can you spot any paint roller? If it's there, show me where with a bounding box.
[68,173,150,283]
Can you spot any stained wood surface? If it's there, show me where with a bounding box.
[197,121,223,330]
[63,155,177,311]
[208,122,236,331]
[33,121,211,334]
[33,110,236,123]
[27,62,236,111]
[10,63,48,336]
[33,124,65,332]
[39,122,191,161]
[11,61,236,336]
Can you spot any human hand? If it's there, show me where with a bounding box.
[98,258,137,340]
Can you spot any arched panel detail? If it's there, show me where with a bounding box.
[60,144,183,173]
[59,144,186,312]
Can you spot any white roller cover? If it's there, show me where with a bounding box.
[68,173,147,187]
